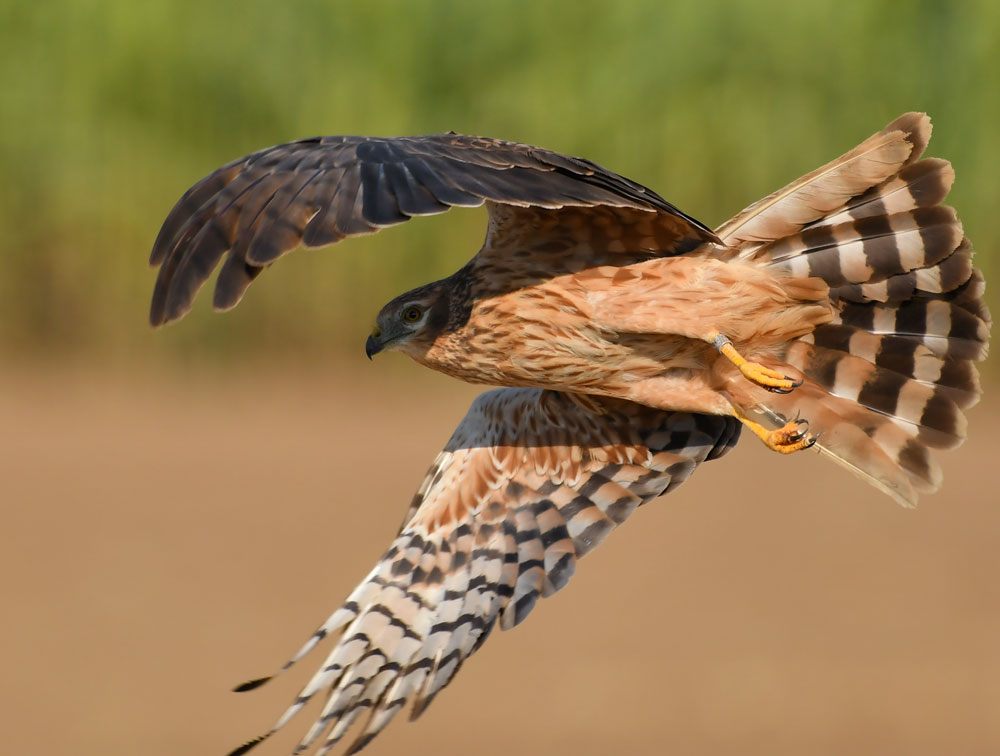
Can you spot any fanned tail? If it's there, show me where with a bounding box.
[718,113,990,505]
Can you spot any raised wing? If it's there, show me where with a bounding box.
[149,134,717,326]
[229,389,739,756]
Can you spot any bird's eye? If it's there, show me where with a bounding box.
[402,306,423,323]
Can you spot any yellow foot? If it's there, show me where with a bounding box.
[711,333,802,394]
[737,361,802,394]
[734,411,819,454]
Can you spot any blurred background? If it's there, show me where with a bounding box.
[1,1,997,755]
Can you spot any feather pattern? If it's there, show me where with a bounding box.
[226,390,739,755]
[708,114,988,506]
[149,134,718,325]
[717,112,931,249]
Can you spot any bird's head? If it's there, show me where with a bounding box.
[365,281,450,360]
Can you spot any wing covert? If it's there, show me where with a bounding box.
[230,389,739,756]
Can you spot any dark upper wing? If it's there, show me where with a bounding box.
[149,133,716,325]
[227,388,740,756]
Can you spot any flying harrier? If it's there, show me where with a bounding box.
[150,113,988,755]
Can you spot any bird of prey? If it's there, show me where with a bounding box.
[150,113,988,755]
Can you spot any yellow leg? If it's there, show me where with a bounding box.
[731,407,818,454]
[711,333,802,394]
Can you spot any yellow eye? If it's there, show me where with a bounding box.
[402,306,423,323]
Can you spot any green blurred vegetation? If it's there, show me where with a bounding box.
[1,0,997,363]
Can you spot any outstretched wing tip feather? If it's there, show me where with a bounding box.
[226,389,737,753]
[234,676,273,693]
[226,733,271,756]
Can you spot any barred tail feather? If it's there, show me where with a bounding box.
[785,289,987,505]
[718,112,931,247]
[753,381,944,504]
[719,113,989,505]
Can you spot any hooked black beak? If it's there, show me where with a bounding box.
[365,334,383,360]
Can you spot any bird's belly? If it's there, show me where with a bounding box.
[425,324,713,397]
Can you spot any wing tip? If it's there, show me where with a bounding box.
[148,299,168,328]
[233,675,274,693]
[344,731,379,756]
[226,733,271,756]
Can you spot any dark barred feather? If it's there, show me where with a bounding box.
[149,134,717,325]
[719,112,988,506]
[226,391,739,756]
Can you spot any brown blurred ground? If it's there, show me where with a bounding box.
[2,362,998,756]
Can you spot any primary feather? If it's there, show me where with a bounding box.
[225,392,739,756]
